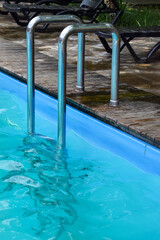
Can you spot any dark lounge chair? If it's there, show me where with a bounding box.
[3,0,81,5]
[0,0,81,14]
[97,25,160,63]
[2,0,82,25]
[3,0,123,27]
[3,0,159,62]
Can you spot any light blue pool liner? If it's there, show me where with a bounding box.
[0,71,160,176]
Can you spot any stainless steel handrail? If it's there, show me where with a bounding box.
[26,15,84,135]
[58,23,120,148]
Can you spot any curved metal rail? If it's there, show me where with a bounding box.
[26,15,84,135]
[58,23,120,148]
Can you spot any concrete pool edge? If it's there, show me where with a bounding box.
[0,66,159,150]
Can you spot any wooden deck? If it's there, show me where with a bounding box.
[0,14,160,148]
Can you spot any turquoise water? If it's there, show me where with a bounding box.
[0,89,160,240]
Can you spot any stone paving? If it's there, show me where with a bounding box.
[0,14,160,148]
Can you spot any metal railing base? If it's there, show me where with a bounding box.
[75,86,85,92]
[109,100,119,107]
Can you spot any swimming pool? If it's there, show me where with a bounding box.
[0,71,160,239]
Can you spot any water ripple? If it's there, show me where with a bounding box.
[0,160,23,171]
[3,175,41,188]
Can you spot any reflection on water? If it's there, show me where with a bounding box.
[1,123,160,240]
[0,135,77,239]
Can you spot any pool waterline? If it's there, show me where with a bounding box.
[0,70,160,175]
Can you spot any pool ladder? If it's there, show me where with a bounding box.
[26,15,120,149]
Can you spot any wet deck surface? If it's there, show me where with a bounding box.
[0,14,160,148]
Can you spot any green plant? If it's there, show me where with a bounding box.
[119,5,160,27]
[97,1,160,27]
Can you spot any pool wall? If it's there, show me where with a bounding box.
[0,71,160,176]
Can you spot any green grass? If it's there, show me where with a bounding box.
[118,6,160,27]
[97,1,160,27]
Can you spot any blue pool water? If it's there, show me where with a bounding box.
[0,72,160,239]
